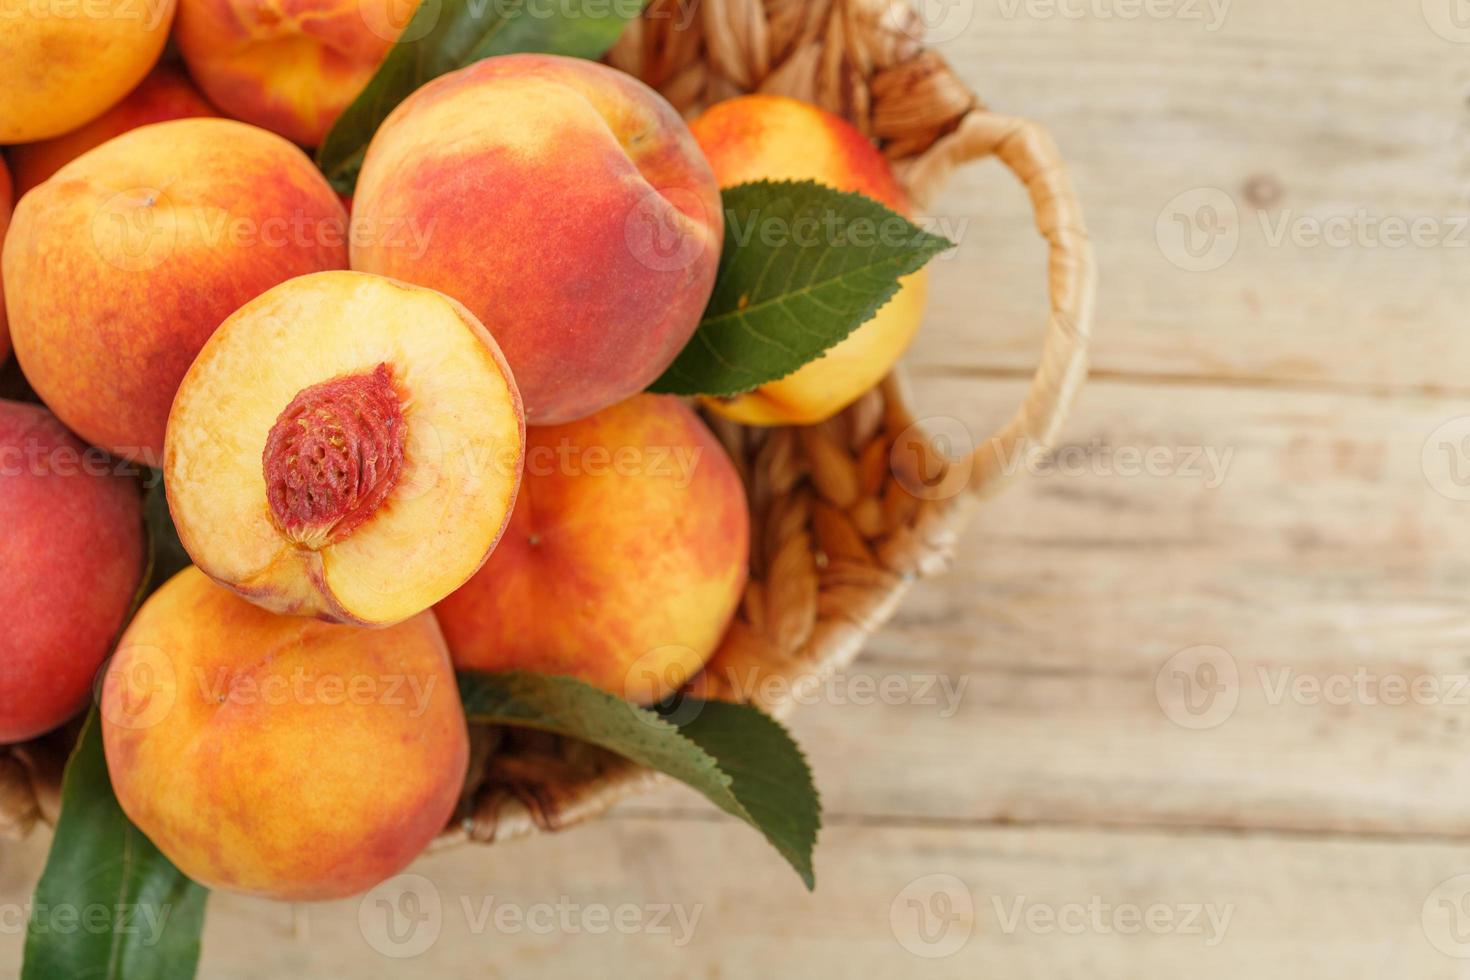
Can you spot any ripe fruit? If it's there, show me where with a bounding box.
[0,0,176,143]
[436,395,748,704]
[10,63,219,196]
[690,94,929,426]
[0,401,144,743]
[175,0,414,146]
[3,118,348,464]
[166,270,524,627]
[101,567,467,900]
[351,54,723,425]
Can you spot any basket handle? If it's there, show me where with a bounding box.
[901,110,1097,499]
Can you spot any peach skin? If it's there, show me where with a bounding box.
[3,118,348,464]
[436,394,748,705]
[175,0,415,146]
[690,94,930,426]
[351,53,723,426]
[165,270,525,627]
[101,567,468,900]
[10,63,219,197]
[0,400,145,744]
[0,0,176,143]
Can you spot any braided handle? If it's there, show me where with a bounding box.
[898,110,1096,499]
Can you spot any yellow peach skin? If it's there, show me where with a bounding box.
[166,271,525,627]
[101,567,468,900]
[10,62,219,197]
[351,54,723,426]
[0,0,176,143]
[690,94,930,427]
[174,0,414,146]
[4,118,348,464]
[436,394,749,704]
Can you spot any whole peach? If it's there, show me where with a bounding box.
[175,0,414,146]
[0,400,144,744]
[0,0,176,143]
[3,118,348,464]
[101,567,468,900]
[351,54,723,425]
[436,394,748,704]
[691,94,930,426]
[10,63,218,197]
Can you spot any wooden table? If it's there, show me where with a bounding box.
[6,3,1470,975]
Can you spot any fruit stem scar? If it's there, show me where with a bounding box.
[262,363,406,550]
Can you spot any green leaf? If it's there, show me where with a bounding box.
[22,712,208,980]
[316,0,648,193]
[649,179,955,398]
[458,671,820,888]
[140,476,190,597]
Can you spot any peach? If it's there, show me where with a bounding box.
[10,63,219,197]
[0,400,144,743]
[0,0,175,143]
[351,54,722,426]
[101,567,467,900]
[436,394,748,704]
[4,118,348,464]
[690,94,930,426]
[0,160,11,363]
[175,0,414,146]
[166,270,524,627]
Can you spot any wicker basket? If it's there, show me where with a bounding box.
[0,0,1095,847]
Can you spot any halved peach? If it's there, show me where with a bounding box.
[165,270,525,627]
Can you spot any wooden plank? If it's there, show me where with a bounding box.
[7,817,1470,978]
[626,371,1470,836]
[912,3,1470,393]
